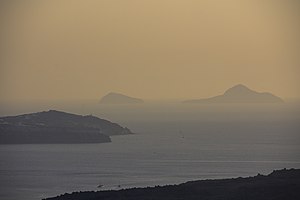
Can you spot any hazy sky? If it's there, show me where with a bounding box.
[1,0,299,101]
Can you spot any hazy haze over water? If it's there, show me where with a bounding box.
[0,101,299,200]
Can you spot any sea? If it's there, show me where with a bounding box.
[0,101,300,200]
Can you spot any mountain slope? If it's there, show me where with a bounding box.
[100,93,144,104]
[0,110,132,144]
[184,84,283,103]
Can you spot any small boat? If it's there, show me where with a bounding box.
[179,130,184,139]
[97,184,104,188]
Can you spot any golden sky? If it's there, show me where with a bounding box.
[1,0,299,101]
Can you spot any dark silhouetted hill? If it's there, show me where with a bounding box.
[0,110,132,144]
[100,93,144,104]
[184,84,284,103]
[45,168,300,200]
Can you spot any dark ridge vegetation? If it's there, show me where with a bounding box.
[45,168,300,200]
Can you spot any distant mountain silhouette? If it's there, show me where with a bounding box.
[100,92,144,104]
[183,84,284,103]
[0,110,132,144]
[45,168,300,200]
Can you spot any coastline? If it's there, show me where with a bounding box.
[45,168,300,200]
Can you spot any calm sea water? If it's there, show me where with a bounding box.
[0,103,299,200]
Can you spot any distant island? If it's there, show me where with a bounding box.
[100,93,144,104]
[0,110,132,144]
[183,84,284,104]
[45,168,300,200]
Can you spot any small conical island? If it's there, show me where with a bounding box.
[183,84,284,104]
[0,110,132,144]
[100,92,144,104]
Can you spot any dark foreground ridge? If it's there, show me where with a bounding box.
[0,110,132,144]
[45,168,300,200]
